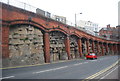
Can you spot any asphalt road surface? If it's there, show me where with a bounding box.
[1,55,119,80]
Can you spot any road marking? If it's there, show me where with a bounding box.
[33,66,68,74]
[90,60,97,61]
[84,60,119,80]
[0,59,74,70]
[82,60,119,81]
[83,62,88,64]
[0,63,49,70]
[74,63,82,66]
[100,65,120,79]
[0,76,15,80]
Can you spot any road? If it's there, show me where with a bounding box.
[1,55,119,80]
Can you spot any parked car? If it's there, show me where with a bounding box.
[86,53,97,59]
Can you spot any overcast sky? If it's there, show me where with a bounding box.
[9,0,120,27]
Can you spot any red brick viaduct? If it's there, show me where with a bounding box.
[0,3,120,67]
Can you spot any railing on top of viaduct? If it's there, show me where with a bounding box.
[0,0,118,42]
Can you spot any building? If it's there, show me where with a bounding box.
[77,20,99,35]
[116,25,120,41]
[118,1,120,25]
[117,1,120,41]
[36,9,66,24]
[99,24,119,40]
[52,15,66,24]
[36,8,51,18]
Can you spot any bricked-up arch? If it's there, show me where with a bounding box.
[88,39,93,53]
[8,24,45,67]
[49,31,68,62]
[94,41,99,55]
[98,42,102,56]
[103,42,108,56]
[81,37,88,57]
[69,35,79,59]
[108,43,112,55]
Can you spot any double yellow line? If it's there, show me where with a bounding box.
[82,59,119,81]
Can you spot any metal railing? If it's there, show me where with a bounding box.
[0,0,118,41]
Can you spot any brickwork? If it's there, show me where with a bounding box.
[64,36,71,60]
[2,26,9,58]
[1,3,119,67]
[77,38,82,57]
[99,24,119,40]
[43,32,50,63]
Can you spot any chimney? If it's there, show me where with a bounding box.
[107,24,110,28]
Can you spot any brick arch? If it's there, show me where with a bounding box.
[9,20,46,32]
[89,38,94,41]
[49,29,68,36]
[103,42,107,45]
[69,33,80,38]
[81,37,88,40]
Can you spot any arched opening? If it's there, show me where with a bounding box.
[69,35,79,59]
[94,41,98,55]
[89,39,93,53]
[98,42,102,56]
[49,31,67,62]
[103,43,107,55]
[9,24,45,66]
[81,37,87,57]
[107,44,111,55]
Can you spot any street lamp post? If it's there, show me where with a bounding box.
[7,0,9,4]
[75,13,82,27]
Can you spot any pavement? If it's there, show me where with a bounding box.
[0,55,119,80]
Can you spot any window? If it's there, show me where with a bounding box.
[56,17,60,21]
